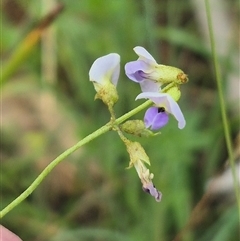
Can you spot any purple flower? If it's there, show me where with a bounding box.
[144,107,169,130]
[137,92,186,130]
[125,46,161,92]
[125,46,188,90]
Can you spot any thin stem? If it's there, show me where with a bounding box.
[0,123,111,218]
[205,0,240,210]
[0,100,152,218]
[115,100,152,125]
[143,0,157,55]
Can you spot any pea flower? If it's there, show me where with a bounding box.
[89,53,120,107]
[125,46,187,130]
[126,141,162,202]
[124,46,188,92]
[136,92,186,130]
[134,158,162,202]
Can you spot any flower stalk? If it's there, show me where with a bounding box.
[205,0,240,212]
[0,99,152,218]
[1,46,189,217]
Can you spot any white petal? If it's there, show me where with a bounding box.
[134,46,157,64]
[136,92,186,129]
[165,95,186,129]
[136,92,166,101]
[139,80,161,92]
[89,53,120,86]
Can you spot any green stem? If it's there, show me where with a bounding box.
[0,100,152,218]
[205,0,240,210]
[115,100,152,124]
[143,0,157,55]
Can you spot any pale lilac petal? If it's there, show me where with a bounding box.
[125,60,151,82]
[148,111,169,130]
[134,46,157,64]
[142,182,162,202]
[136,92,186,129]
[139,79,160,92]
[89,53,120,86]
[144,107,158,128]
[125,47,161,85]
[136,92,166,103]
[144,107,169,130]
[164,95,186,129]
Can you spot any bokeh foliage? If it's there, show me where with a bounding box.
[1,0,239,241]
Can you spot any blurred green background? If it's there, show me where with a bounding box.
[1,0,239,241]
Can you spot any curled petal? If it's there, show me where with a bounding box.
[89,53,120,86]
[137,92,186,129]
[142,182,162,202]
[124,59,160,83]
[125,60,161,92]
[125,60,150,82]
[134,46,157,64]
[144,107,169,130]
[125,47,163,89]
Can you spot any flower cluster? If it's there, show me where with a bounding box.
[89,46,188,201]
[125,46,187,130]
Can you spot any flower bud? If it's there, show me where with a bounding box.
[121,120,159,137]
[89,53,120,107]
